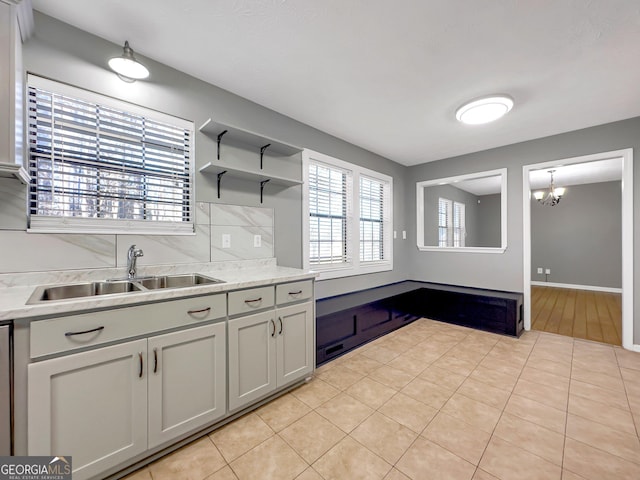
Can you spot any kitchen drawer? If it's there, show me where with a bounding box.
[228,286,274,316]
[276,280,313,306]
[30,294,226,359]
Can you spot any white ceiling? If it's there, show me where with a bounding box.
[529,157,623,190]
[31,0,640,166]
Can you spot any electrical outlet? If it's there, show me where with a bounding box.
[393,230,397,239]
[253,234,262,248]
[545,268,551,275]
[402,230,407,240]
[537,267,543,274]
[222,234,231,249]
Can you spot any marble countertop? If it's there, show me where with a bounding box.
[0,259,317,321]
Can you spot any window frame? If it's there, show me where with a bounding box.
[303,149,393,280]
[26,74,195,235]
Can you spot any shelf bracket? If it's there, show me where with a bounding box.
[259,144,271,170]
[217,130,228,160]
[217,170,227,199]
[260,179,270,204]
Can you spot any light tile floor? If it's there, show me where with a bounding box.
[124,319,640,480]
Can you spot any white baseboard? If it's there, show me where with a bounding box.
[632,344,640,353]
[531,281,622,294]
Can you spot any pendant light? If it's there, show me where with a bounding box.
[533,170,566,206]
[108,41,149,82]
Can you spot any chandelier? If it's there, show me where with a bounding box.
[533,170,565,206]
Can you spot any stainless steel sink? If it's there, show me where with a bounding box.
[137,274,224,290]
[26,274,225,304]
[27,281,142,304]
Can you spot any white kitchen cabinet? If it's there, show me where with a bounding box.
[28,320,227,479]
[227,310,276,411]
[276,302,314,386]
[28,340,148,480]
[147,323,226,449]
[228,301,313,412]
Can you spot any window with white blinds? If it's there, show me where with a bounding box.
[453,201,466,247]
[360,176,387,262]
[308,162,352,266]
[438,198,465,247]
[27,75,194,234]
[438,197,451,247]
[303,149,392,279]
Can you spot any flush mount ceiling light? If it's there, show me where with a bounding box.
[456,95,514,125]
[533,170,566,206]
[108,41,149,82]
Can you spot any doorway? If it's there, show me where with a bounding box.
[522,149,634,350]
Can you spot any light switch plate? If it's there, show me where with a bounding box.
[537,267,543,274]
[402,230,407,240]
[545,268,551,274]
[222,234,231,249]
[253,234,262,248]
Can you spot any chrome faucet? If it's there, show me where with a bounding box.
[127,245,144,279]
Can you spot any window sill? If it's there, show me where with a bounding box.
[311,262,393,280]
[417,245,506,254]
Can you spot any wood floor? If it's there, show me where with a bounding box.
[531,286,622,346]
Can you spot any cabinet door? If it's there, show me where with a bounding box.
[228,311,276,412]
[28,340,147,480]
[276,302,314,387]
[147,322,227,449]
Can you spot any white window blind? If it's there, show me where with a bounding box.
[438,197,452,247]
[308,162,353,266]
[360,175,388,262]
[438,197,465,247]
[27,75,194,234]
[303,149,393,279]
[453,201,466,247]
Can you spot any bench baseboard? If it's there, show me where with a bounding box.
[316,281,523,366]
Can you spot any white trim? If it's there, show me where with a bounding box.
[523,148,634,350]
[632,344,640,353]
[416,168,507,252]
[530,281,622,294]
[302,149,393,281]
[27,74,194,130]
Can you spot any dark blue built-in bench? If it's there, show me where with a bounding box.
[316,281,523,366]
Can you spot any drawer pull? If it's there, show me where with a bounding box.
[64,326,105,337]
[138,352,144,378]
[244,297,263,305]
[187,307,211,315]
[288,290,303,295]
[270,319,276,337]
[153,348,158,374]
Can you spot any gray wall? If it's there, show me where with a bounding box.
[0,12,410,298]
[531,181,621,288]
[405,116,639,343]
[477,193,501,247]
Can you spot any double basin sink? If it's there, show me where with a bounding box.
[27,274,225,304]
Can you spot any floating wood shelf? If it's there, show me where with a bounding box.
[199,161,302,202]
[199,119,303,158]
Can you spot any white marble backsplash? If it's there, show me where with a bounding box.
[0,192,276,275]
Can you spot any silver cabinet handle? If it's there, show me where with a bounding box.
[153,348,158,374]
[138,352,144,378]
[245,297,262,305]
[270,319,276,337]
[65,326,105,337]
[188,307,211,315]
[278,317,283,335]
